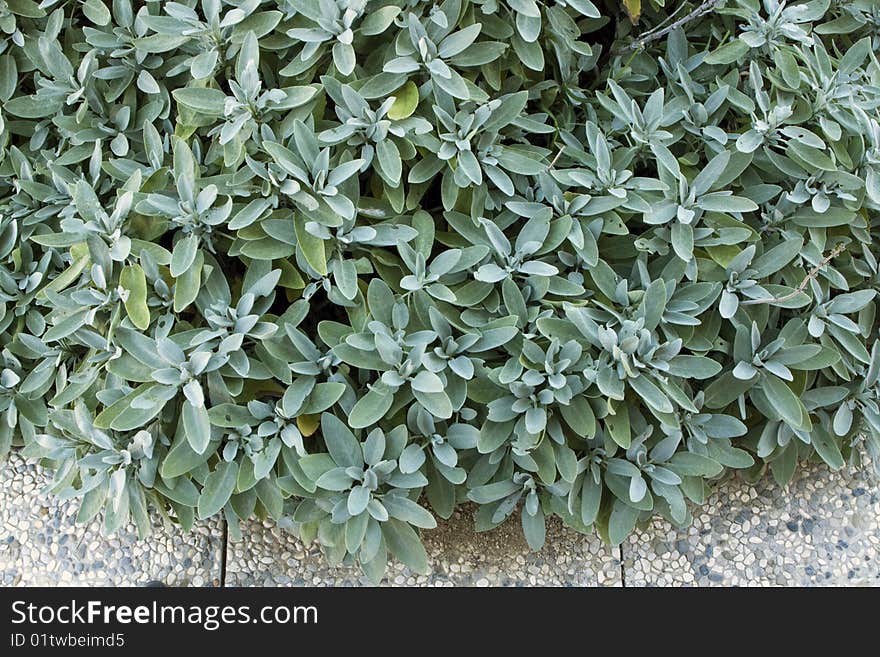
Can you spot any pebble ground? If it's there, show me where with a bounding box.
[1,451,877,586]
[225,507,621,586]
[0,452,223,586]
[623,461,880,586]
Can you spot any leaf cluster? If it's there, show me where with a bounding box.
[0,0,879,581]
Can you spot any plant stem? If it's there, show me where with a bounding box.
[741,243,846,306]
[613,0,723,55]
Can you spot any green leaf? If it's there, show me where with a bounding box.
[170,234,199,278]
[300,382,346,414]
[628,375,673,413]
[810,425,845,470]
[605,403,631,449]
[294,213,327,276]
[381,519,429,574]
[705,39,749,65]
[320,412,363,467]
[608,499,639,546]
[375,138,402,185]
[559,396,596,437]
[761,375,805,428]
[770,440,798,487]
[697,194,758,213]
[349,388,394,429]
[581,475,602,526]
[82,0,111,25]
[7,0,45,18]
[198,461,239,519]
[172,87,227,115]
[387,81,419,120]
[382,495,437,529]
[670,222,693,261]
[182,400,211,455]
[521,506,545,550]
[161,434,216,480]
[666,356,722,379]
[119,264,150,330]
[173,250,202,312]
[494,146,547,175]
[668,452,723,477]
[412,388,453,419]
[3,95,59,118]
[468,480,519,503]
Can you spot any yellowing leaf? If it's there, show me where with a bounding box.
[605,401,631,449]
[296,414,320,437]
[70,242,90,260]
[37,252,89,300]
[173,250,202,312]
[387,81,419,120]
[706,245,742,268]
[622,0,641,24]
[294,213,327,276]
[277,258,306,289]
[120,264,150,330]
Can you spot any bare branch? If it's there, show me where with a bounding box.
[741,243,846,306]
[612,0,723,56]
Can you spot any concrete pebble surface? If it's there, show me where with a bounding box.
[225,507,621,587]
[0,452,223,587]
[1,450,877,586]
[624,461,880,586]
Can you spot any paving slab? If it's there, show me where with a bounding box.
[623,462,880,586]
[226,506,622,586]
[5,444,878,587]
[0,452,224,587]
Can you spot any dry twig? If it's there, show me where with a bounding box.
[741,243,846,306]
[613,0,723,55]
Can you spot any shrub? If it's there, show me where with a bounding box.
[0,0,878,581]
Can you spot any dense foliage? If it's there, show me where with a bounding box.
[1,0,879,581]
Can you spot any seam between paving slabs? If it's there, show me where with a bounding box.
[218,524,629,587]
[220,516,228,587]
